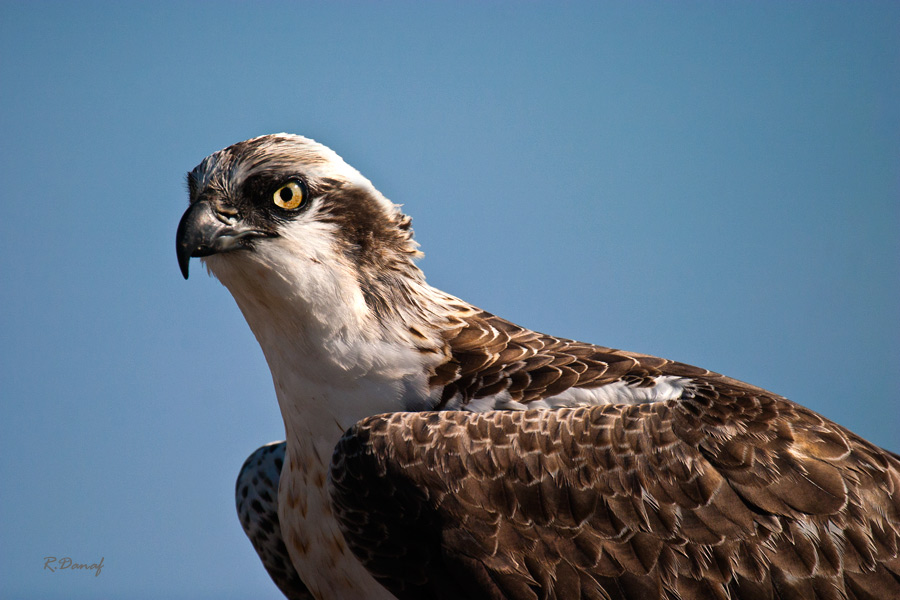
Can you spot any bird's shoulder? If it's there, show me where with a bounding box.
[430,306,758,411]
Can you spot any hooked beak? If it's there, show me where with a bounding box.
[176,200,271,279]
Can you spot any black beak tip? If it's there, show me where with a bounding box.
[176,206,197,280]
[178,250,190,279]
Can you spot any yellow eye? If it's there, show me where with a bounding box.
[273,181,305,210]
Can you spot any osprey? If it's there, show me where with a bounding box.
[177,134,900,600]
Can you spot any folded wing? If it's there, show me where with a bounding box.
[331,384,900,600]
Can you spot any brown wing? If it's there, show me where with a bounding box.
[429,308,733,408]
[236,442,315,600]
[330,383,900,600]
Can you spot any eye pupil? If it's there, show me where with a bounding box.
[280,187,293,202]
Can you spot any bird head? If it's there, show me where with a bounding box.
[176,134,427,332]
[177,134,419,277]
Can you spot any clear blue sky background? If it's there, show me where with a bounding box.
[1,2,897,599]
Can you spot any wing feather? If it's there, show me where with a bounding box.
[331,391,900,600]
[236,442,314,600]
[431,309,728,408]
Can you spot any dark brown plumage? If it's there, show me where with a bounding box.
[430,308,720,408]
[331,378,900,600]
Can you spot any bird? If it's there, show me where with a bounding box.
[176,134,900,600]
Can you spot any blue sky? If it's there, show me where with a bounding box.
[1,2,897,599]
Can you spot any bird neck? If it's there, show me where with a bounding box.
[206,247,454,437]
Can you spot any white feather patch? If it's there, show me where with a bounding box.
[541,376,689,407]
[451,376,690,412]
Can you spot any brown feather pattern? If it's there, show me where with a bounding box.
[430,308,730,408]
[331,386,900,600]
